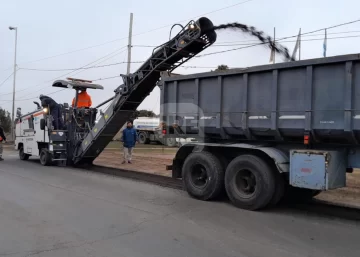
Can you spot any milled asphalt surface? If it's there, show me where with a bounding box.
[0,151,359,257]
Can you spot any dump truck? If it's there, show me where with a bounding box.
[161,54,360,210]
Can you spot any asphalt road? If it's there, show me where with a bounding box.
[0,152,359,257]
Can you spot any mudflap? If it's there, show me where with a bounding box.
[170,159,182,178]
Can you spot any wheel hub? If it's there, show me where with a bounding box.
[190,164,208,188]
[40,151,46,164]
[234,169,257,198]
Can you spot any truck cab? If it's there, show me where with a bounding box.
[15,104,49,161]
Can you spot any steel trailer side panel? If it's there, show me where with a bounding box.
[161,54,360,145]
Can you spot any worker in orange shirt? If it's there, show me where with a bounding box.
[72,89,92,108]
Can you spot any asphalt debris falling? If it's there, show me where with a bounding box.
[212,23,295,62]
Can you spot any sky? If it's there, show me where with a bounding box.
[1,0,360,116]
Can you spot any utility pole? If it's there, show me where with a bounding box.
[299,28,301,60]
[269,27,275,64]
[9,26,18,141]
[273,27,276,64]
[323,28,327,57]
[126,13,133,75]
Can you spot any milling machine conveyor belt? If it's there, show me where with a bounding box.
[73,17,217,164]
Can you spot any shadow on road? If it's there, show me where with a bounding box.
[26,158,360,222]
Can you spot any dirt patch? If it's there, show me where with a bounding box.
[95,149,360,208]
[316,171,360,208]
[94,149,174,177]
[345,171,360,188]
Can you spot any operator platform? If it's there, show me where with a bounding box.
[69,78,93,108]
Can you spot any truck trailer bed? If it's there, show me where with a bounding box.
[160,54,360,145]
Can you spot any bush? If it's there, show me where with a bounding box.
[0,108,11,133]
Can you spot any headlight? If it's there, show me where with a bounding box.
[43,107,49,114]
[189,24,195,30]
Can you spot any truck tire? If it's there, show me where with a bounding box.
[39,149,52,166]
[269,171,285,206]
[138,132,150,144]
[19,146,30,160]
[182,151,225,201]
[225,155,276,211]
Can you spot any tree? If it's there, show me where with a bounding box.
[210,64,229,72]
[0,107,11,133]
[138,110,156,117]
[215,64,229,71]
[130,109,157,120]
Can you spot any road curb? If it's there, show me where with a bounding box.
[285,199,360,220]
[312,198,360,211]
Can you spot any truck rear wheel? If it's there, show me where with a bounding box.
[225,155,276,211]
[39,149,52,166]
[19,146,30,160]
[269,171,286,206]
[182,151,224,201]
[138,132,150,144]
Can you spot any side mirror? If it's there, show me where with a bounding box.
[40,119,46,130]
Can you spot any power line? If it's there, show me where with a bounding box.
[0,47,128,109]
[0,88,65,102]
[4,16,359,104]
[181,65,218,69]
[90,66,224,82]
[0,71,15,88]
[197,18,360,58]
[20,47,128,99]
[19,41,126,66]
[48,47,127,81]
[301,19,360,36]
[12,29,360,87]
[214,30,360,44]
[134,34,360,48]
[63,48,127,80]
[130,0,255,37]
[133,30,360,48]
[0,47,127,99]
[212,34,360,46]
[19,61,144,72]
[18,52,125,99]
[18,62,215,72]
[93,76,120,82]
[2,0,254,70]
[11,32,360,86]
